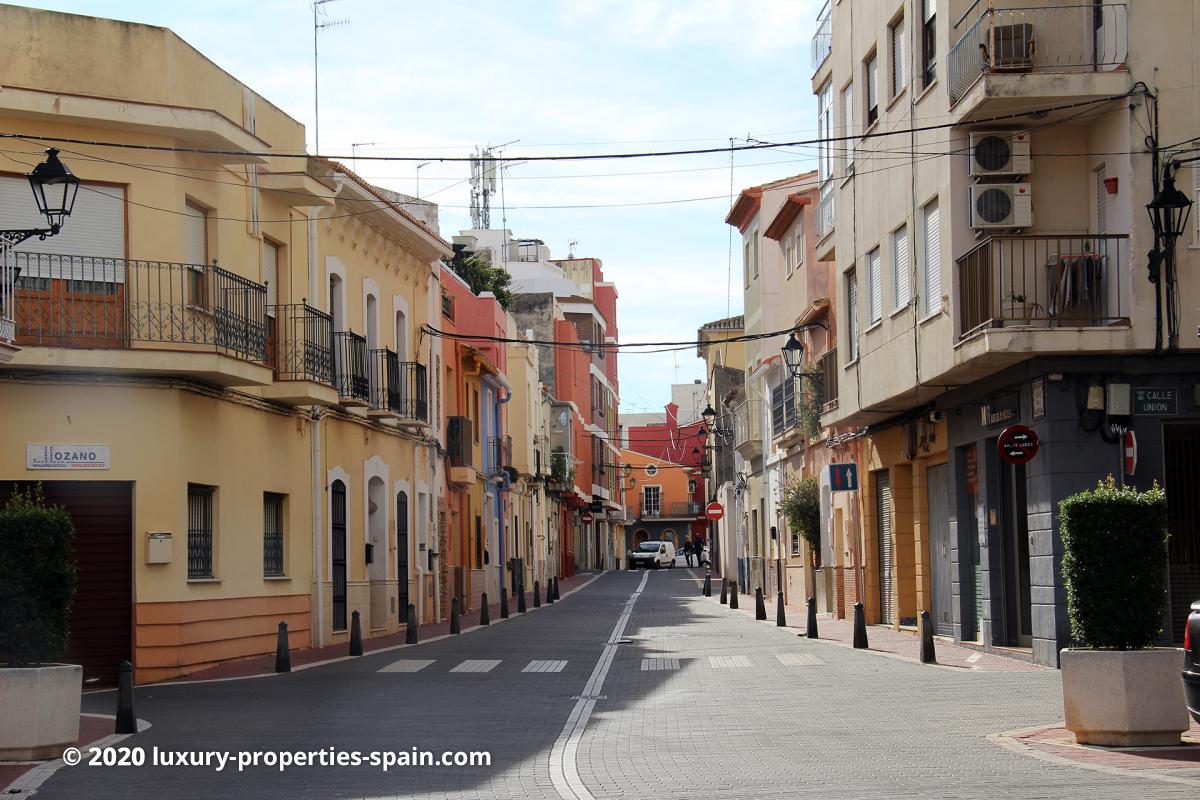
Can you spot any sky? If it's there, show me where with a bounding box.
[22,0,823,414]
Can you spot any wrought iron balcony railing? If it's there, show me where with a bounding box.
[332,330,369,402]
[447,416,472,468]
[957,233,1129,339]
[368,346,401,414]
[398,361,428,422]
[949,4,1128,103]
[271,302,332,383]
[815,182,835,240]
[11,252,268,362]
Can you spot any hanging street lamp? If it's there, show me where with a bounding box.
[3,148,81,249]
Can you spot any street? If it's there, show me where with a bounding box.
[39,570,1199,799]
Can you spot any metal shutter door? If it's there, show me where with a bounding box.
[926,464,953,636]
[0,176,125,281]
[923,199,941,315]
[893,226,910,309]
[876,471,895,625]
[184,203,207,266]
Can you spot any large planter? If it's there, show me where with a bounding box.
[1061,648,1189,746]
[0,664,82,760]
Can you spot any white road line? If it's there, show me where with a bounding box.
[523,660,568,673]
[708,655,752,669]
[377,658,436,673]
[775,653,824,666]
[640,658,680,671]
[549,569,649,800]
[449,659,502,673]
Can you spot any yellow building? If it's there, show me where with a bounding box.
[0,6,449,683]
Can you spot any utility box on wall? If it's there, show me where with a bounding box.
[146,531,172,564]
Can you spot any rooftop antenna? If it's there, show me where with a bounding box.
[469,147,497,229]
[351,141,378,173]
[312,0,348,155]
[568,239,578,258]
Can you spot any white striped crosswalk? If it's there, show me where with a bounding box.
[708,655,752,669]
[449,659,503,673]
[640,658,680,671]
[375,653,825,674]
[377,658,436,673]
[522,660,568,673]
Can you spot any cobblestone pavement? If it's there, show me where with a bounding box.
[26,569,1200,799]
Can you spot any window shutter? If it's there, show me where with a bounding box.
[1095,167,1107,233]
[868,248,882,323]
[184,203,207,266]
[263,240,278,312]
[892,226,910,310]
[847,270,859,360]
[867,55,878,115]
[924,0,936,22]
[892,21,906,96]
[843,84,855,167]
[922,199,941,316]
[1195,165,1200,239]
[0,177,126,282]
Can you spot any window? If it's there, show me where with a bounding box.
[184,202,208,265]
[263,493,285,577]
[818,82,833,184]
[743,240,752,287]
[892,225,911,311]
[865,54,879,125]
[688,480,697,494]
[922,0,936,87]
[791,531,801,556]
[1094,165,1107,233]
[784,236,795,277]
[921,198,942,316]
[770,378,797,437]
[890,17,906,97]
[842,83,855,170]
[642,485,662,516]
[474,514,483,569]
[752,235,760,278]
[846,269,860,361]
[187,485,215,579]
[263,239,279,316]
[472,388,480,442]
[866,247,882,324]
[794,220,804,269]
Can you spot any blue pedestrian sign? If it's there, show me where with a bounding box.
[829,463,858,491]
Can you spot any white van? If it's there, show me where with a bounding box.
[627,540,676,569]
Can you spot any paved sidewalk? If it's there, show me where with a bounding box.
[0,715,121,792]
[695,569,1048,672]
[177,572,597,683]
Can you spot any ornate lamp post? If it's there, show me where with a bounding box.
[3,148,81,249]
[1146,160,1194,352]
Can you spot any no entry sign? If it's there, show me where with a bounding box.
[580,512,593,523]
[997,424,1040,465]
[704,501,725,521]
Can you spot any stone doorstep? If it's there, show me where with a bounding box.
[0,714,113,792]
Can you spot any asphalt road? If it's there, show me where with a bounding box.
[36,568,1200,799]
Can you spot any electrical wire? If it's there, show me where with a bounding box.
[423,323,805,351]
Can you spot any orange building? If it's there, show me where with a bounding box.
[619,449,703,559]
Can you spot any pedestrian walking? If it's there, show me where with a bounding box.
[684,537,694,567]
[700,543,711,568]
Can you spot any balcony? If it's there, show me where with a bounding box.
[0,257,16,362]
[7,252,272,386]
[949,4,1128,109]
[820,347,839,414]
[955,234,1131,367]
[447,415,476,487]
[733,399,764,461]
[487,435,513,475]
[261,303,338,406]
[815,182,835,261]
[331,330,369,407]
[811,0,831,71]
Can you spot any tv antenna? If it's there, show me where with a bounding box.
[351,141,378,173]
[568,239,578,258]
[312,0,348,155]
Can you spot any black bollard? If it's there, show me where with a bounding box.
[720,579,728,605]
[517,583,528,613]
[729,581,739,609]
[406,603,419,644]
[776,591,787,627]
[274,621,291,673]
[350,610,364,656]
[553,577,561,601]
[115,660,136,734]
[805,596,819,639]
[533,580,541,608]
[703,574,712,597]
[546,578,555,604]
[480,593,490,625]
[755,587,767,620]
[853,602,869,649]
[919,609,937,663]
[450,597,461,634]
[500,586,510,618]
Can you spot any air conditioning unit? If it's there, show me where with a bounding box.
[970,183,1032,229]
[969,131,1031,176]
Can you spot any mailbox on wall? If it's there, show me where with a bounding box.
[146,531,172,564]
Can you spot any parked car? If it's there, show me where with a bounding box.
[1185,600,1200,723]
[627,540,676,569]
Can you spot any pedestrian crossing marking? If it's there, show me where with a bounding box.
[377,659,436,673]
[522,660,568,673]
[640,658,680,671]
[707,655,751,669]
[450,659,502,673]
[775,653,824,666]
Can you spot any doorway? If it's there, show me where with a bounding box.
[999,462,1032,647]
[875,470,895,625]
[397,491,409,621]
[926,463,953,636]
[331,480,347,631]
[1164,422,1200,643]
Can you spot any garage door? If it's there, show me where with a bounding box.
[927,463,953,636]
[876,471,895,625]
[0,481,132,684]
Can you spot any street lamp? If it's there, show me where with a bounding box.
[1146,161,1194,351]
[781,332,804,377]
[3,148,81,249]
[1147,163,1193,251]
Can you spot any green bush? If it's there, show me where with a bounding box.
[780,476,821,564]
[0,486,76,666]
[1059,477,1168,650]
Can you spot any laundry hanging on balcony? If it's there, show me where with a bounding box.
[1046,252,1104,324]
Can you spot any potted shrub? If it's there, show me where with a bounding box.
[0,486,80,761]
[1059,477,1188,746]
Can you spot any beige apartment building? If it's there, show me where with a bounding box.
[812,0,1200,665]
[0,6,449,682]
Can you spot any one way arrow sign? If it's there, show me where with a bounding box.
[829,463,858,492]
